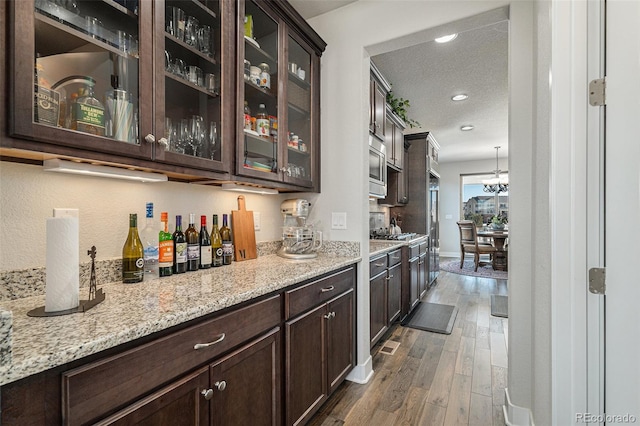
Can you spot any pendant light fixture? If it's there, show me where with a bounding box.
[482,146,508,193]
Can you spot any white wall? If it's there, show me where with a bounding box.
[0,161,295,271]
[439,157,508,257]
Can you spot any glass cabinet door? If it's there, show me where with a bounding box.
[11,0,151,159]
[237,0,280,181]
[283,32,314,187]
[154,0,229,173]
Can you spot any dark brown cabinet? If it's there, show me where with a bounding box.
[370,248,402,348]
[369,78,386,141]
[209,328,281,426]
[384,108,405,171]
[285,267,355,426]
[3,0,325,191]
[235,0,325,191]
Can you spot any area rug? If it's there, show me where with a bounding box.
[401,302,458,335]
[440,259,508,280]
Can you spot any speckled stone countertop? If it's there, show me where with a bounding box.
[0,252,360,386]
[369,235,428,258]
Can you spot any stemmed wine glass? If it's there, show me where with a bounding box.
[173,118,188,154]
[188,116,204,157]
[208,121,217,160]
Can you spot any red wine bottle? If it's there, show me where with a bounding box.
[173,215,187,274]
[199,215,212,269]
[185,213,199,271]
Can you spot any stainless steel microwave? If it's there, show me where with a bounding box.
[369,136,387,198]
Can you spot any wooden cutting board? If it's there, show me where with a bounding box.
[231,195,257,261]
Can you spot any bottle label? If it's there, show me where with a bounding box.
[159,240,173,265]
[213,246,223,266]
[144,246,159,260]
[256,118,269,137]
[175,242,187,263]
[244,113,251,130]
[34,85,60,127]
[187,244,199,260]
[200,246,212,266]
[72,102,105,135]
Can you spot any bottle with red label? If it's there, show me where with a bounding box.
[256,103,269,137]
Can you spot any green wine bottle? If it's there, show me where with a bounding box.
[122,213,144,283]
[211,214,223,267]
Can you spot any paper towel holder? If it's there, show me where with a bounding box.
[28,246,106,317]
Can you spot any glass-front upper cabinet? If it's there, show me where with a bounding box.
[237,0,280,180]
[153,0,232,173]
[10,0,152,159]
[283,31,316,187]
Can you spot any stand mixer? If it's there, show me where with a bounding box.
[277,199,323,259]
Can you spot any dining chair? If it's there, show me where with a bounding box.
[456,220,497,271]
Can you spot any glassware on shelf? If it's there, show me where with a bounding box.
[185,16,199,47]
[188,115,204,157]
[197,25,213,56]
[208,121,217,160]
[167,7,185,41]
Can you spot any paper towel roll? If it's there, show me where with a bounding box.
[45,217,80,312]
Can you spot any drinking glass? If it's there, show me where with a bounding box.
[197,25,212,55]
[174,118,189,154]
[167,7,185,41]
[187,66,202,86]
[185,16,199,47]
[208,121,217,160]
[172,58,186,79]
[164,117,173,151]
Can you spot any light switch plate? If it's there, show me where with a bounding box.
[331,212,347,230]
[253,212,261,231]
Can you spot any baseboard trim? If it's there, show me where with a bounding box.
[504,388,535,426]
[345,355,374,384]
[440,252,459,258]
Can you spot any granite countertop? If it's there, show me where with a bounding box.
[0,252,361,386]
[369,234,428,258]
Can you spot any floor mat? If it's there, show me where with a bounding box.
[401,302,458,335]
[491,294,508,317]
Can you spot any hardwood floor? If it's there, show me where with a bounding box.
[308,265,508,426]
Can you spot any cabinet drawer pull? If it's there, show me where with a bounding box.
[392,255,400,260]
[324,312,336,319]
[374,262,385,267]
[321,285,335,293]
[386,275,393,280]
[214,380,227,391]
[194,333,226,350]
[201,389,214,400]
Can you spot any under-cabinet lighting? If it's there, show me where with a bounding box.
[221,183,278,195]
[435,34,458,43]
[43,159,168,183]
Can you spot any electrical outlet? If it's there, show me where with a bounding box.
[331,212,347,230]
[253,212,261,231]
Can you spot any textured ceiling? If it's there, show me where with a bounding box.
[288,1,509,163]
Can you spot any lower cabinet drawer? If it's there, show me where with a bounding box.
[285,266,355,319]
[62,294,281,426]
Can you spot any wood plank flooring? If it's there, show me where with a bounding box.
[308,264,508,426]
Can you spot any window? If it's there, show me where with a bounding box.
[461,173,509,226]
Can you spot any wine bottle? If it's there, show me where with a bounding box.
[211,214,223,267]
[158,211,173,277]
[199,215,212,269]
[173,215,187,274]
[220,214,233,265]
[140,202,159,281]
[185,213,199,271]
[122,213,144,283]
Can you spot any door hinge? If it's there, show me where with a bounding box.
[589,78,606,106]
[588,267,606,295]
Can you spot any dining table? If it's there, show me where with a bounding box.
[477,229,508,271]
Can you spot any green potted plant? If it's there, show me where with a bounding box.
[386,91,421,128]
[491,212,508,230]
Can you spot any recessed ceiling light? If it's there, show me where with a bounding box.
[460,125,474,131]
[452,94,468,101]
[435,34,458,43]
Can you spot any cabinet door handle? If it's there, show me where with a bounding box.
[157,137,169,148]
[324,312,336,319]
[386,275,394,280]
[321,285,335,293]
[144,134,155,144]
[194,333,225,350]
[214,381,227,391]
[374,262,385,267]
[201,389,214,400]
